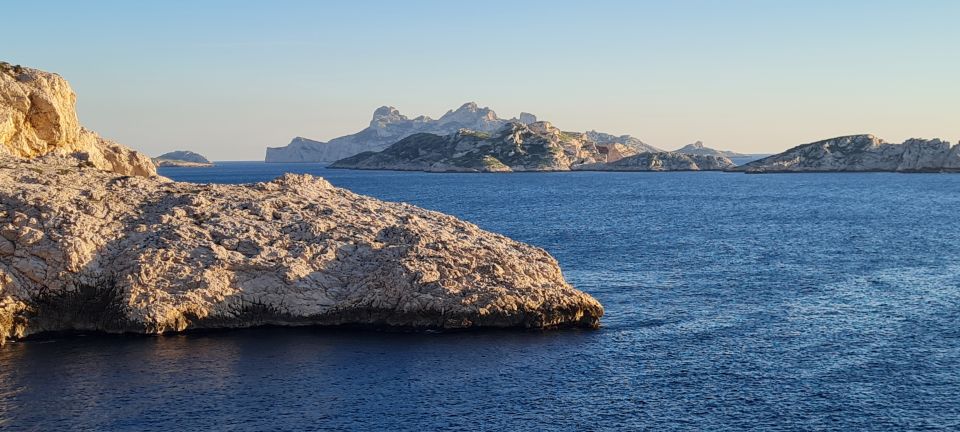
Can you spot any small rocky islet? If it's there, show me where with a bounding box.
[0,64,604,344]
[153,150,213,167]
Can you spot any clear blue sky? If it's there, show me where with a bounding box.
[4,0,958,160]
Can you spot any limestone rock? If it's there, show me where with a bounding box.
[330,122,732,173]
[518,112,538,125]
[732,134,959,173]
[585,130,663,154]
[0,155,603,343]
[575,151,735,171]
[265,102,539,163]
[675,141,749,158]
[330,122,612,172]
[154,150,213,167]
[0,62,156,177]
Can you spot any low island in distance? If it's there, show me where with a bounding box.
[153,150,214,167]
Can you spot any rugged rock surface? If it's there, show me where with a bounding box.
[0,154,603,344]
[575,151,736,171]
[331,122,733,173]
[585,130,663,154]
[265,103,541,163]
[330,121,628,172]
[0,62,156,177]
[731,134,960,173]
[154,150,213,167]
[675,141,749,158]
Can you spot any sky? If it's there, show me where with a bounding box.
[4,0,959,160]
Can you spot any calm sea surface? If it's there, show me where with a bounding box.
[2,162,959,431]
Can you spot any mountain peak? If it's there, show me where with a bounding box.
[457,102,479,111]
[370,106,407,126]
[438,102,499,125]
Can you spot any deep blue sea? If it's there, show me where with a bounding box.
[3,162,959,431]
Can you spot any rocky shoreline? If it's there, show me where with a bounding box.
[0,64,604,345]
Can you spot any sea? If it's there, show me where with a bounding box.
[2,161,959,431]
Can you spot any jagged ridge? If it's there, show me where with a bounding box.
[731,134,960,173]
[265,102,540,163]
[330,122,735,172]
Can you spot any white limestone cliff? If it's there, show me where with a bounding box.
[0,62,156,177]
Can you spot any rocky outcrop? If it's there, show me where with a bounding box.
[518,112,538,125]
[675,141,748,158]
[0,62,156,177]
[331,122,734,173]
[575,152,736,171]
[0,154,603,344]
[154,150,213,167]
[731,134,960,173]
[265,103,541,163]
[330,121,621,172]
[585,130,663,154]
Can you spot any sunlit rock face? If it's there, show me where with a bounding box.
[0,62,156,177]
[0,155,603,343]
[732,134,960,173]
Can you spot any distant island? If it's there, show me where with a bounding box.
[675,141,752,158]
[154,150,213,167]
[266,103,544,163]
[330,121,734,172]
[731,135,960,173]
[266,102,662,164]
[328,120,959,174]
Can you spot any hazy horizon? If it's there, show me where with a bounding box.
[5,0,959,160]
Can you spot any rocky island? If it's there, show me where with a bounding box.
[731,134,960,173]
[0,64,603,344]
[675,141,750,158]
[265,103,542,163]
[585,130,663,154]
[154,150,213,167]
[330,121,734,172]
